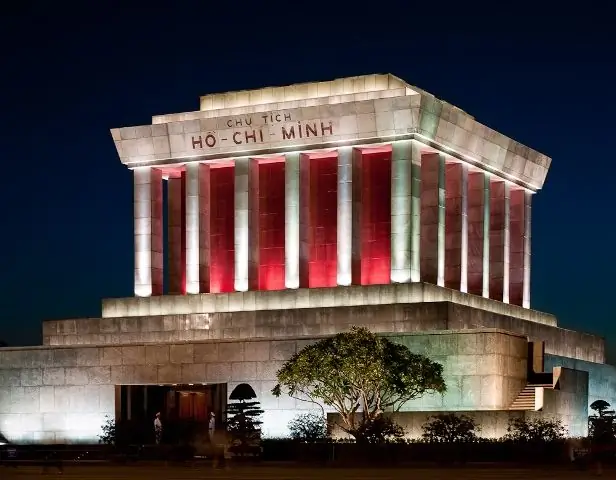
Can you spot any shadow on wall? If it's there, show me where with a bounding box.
[0,430,9,444]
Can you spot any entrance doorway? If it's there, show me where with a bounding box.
[115,383,227,445]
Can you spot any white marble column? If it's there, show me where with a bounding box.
[185,163,209,294]
[482,174,491,298]
[133,167,163,297]
[410,143,421,282]
[285,152,300,289]
[234,158,250,292]
[523,191,532,308]
[391,140,412,283]
[437,154,446,287]
[337,146,352,286]
[460,165,469,292]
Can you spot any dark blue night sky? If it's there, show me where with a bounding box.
[1,3,614,358]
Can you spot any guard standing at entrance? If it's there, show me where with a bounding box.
[154,412,163,444]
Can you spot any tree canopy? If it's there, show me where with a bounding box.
[272,326,446,440]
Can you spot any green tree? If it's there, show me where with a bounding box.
[98,415,116,445]
[422,413,480,443]
[589,400,615,444]
[505,417,565,442]
[288,413,329,442]
[272,326,446,441]
[226,383,264,456]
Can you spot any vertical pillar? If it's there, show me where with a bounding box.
[523,191,532,308]
[437,154,446,287]
[467,171,486,296]
[509,188,531,307]
[503,183,510,303]
[299,153,310,288]
[337,146,353,286]
[351,148,363,285]
[167,173,186,294]
[489,179,506,301]
[133,167,163,297]
[444,162,464,291]
[391,140,412,283]
[285,152,300,289]
[420,153,445,286]
[410,142,422,283]
[234,158,250,292]
[185,163,209,294]
[248,158,260,291]
[482,175,491,298]
[460,165,468,292]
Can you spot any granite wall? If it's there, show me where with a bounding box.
[44,302,603,364]
[545,355,616,415]
[0,329,526,443]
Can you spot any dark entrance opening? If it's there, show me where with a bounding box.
[115,383,227,445]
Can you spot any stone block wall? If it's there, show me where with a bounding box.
[44,301,603,364]
[545,355,616,414]
[527,367,589,438]
[448,304,605,363]
[386,330,527,411]
[98,283,557,325]
[0,329,526,443]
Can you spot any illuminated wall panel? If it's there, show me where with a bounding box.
[352,148,392,286]
[420,154,444,286]
[489,180,506,301]
[445,162,464,291]
[167,173,186,294]
[209,165,235,293]
[467,171,486,296]
[300,153,338,288]
[510,188,527,306]
[250,159,286,291]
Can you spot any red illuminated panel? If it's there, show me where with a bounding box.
[208,165,235,293]
[489,180,505,301]
[300,154,338,288]
[509,188,526,306]
[420,154,440,285]
[467,171,485,296]
[250,159,286,291]
[352,148,392,285]
[444,162,463,290]
[167,173,186,294]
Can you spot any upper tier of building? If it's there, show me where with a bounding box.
[110,74,551,191]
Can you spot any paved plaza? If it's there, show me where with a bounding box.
[1,465,614,479]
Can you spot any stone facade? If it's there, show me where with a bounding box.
[0,329,528,442]
[0,75,609,444]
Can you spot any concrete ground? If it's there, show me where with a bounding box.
[1,464,615,479]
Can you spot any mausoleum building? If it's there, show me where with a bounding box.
[1,74,613,443]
